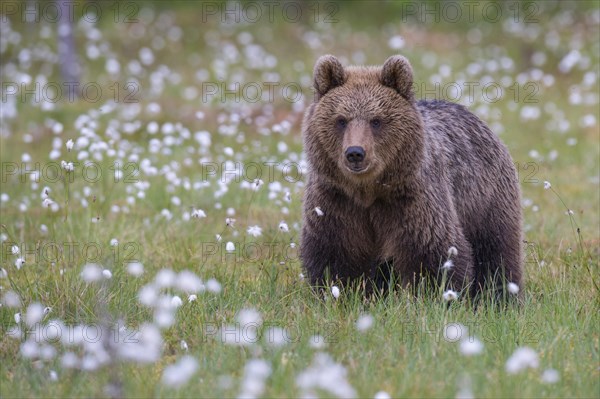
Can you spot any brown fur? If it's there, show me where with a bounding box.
[300,55,523,297]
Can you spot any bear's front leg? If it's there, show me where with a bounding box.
[382,193,475,294]
[300,183,375,287]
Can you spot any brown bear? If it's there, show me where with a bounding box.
[300,55,522,298]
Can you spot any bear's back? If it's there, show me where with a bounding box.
[416,99,519,236]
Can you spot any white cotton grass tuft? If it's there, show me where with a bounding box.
[279,221,289,232]
[237,308,262,327]
[296,352,356,398]
[442,259,454,269]
[247,225,262,237]
[206,278,222,294]
[356,314,374,332]
[176,270,205,293]
[126,262,144,277]
[374,391,391,399]
[161,356,198,388]
[543,181,552,190]
[191,208,206,218]
[309,335,326,350]
[226,241,235,252]
[81,263,103,282]
[15,258,25,269]
[443,323,467,343]
[331,285,340,299]
[2,290,21,307]
[314,207,324,216]
[155,268,177,288]
[102,269,112,279]
[443,289,458,302]
[459,338,484,356]
[447,246,458,257]
[264,327,289,347]
[238,359,272,398]
[507,282,520,295]
[541,368,560,384]
[505,347,539,374]
[25,303,45,327]
[171,296,183,308]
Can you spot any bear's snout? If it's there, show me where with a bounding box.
[345,146,365,163]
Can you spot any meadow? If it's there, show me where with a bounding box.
[0,1,598,398]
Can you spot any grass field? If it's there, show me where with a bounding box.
[1,1,599,398]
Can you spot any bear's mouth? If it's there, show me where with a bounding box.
[345,164,370,175]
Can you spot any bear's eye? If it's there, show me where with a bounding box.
[370,118,382,129]
[335,117,348,130]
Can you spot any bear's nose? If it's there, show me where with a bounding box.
[345,146,365,163]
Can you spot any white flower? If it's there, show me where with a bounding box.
[253,179,264,190]
[206,278,222,294]
[49,370,58,381]
[447,246,458,257]
[171,296,183,308]
[296,353,356,398]
[127,262,144,277]
[225,218,236,227]
[237,308,263,326]
[505,347,539,374]
[176,270,205,293]
[356,314,374,332]
[442,260,454,269]
[11,245,19,255]
[543,181,551,190]
[443,323,467,342]
[180,340,188,351]
[61,160,74,172]
[155,268,176,288]
[443,289,458,301]
[161,356,198,388]
[459,338,484,356]
[247,225,262,237]
[81,263,103,282]
[541,368,560,384]
[309,335,326,349]
[192,208,206,218]
[14,312,21,323]
[284,191,291,202]
[66,139,74,151]
[507,282,520,295]
[15,258,25,269]
[25,303,45,327]
[374,391,391,399]
[279,221,289,232]
[102,269,112,279]
[188,294,197,302]
[226,241,235,252]
[331,285,340,299]
[110,238,119,247]
[314,207,324,216]
[264,327,289,347]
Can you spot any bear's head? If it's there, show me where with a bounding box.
[303,55,424,195]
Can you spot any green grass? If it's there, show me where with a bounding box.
[1,1,599,398]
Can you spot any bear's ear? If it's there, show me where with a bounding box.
[380,55,415,102]
[313,55,346,100]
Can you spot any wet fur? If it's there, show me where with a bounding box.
[300,55,523,297]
